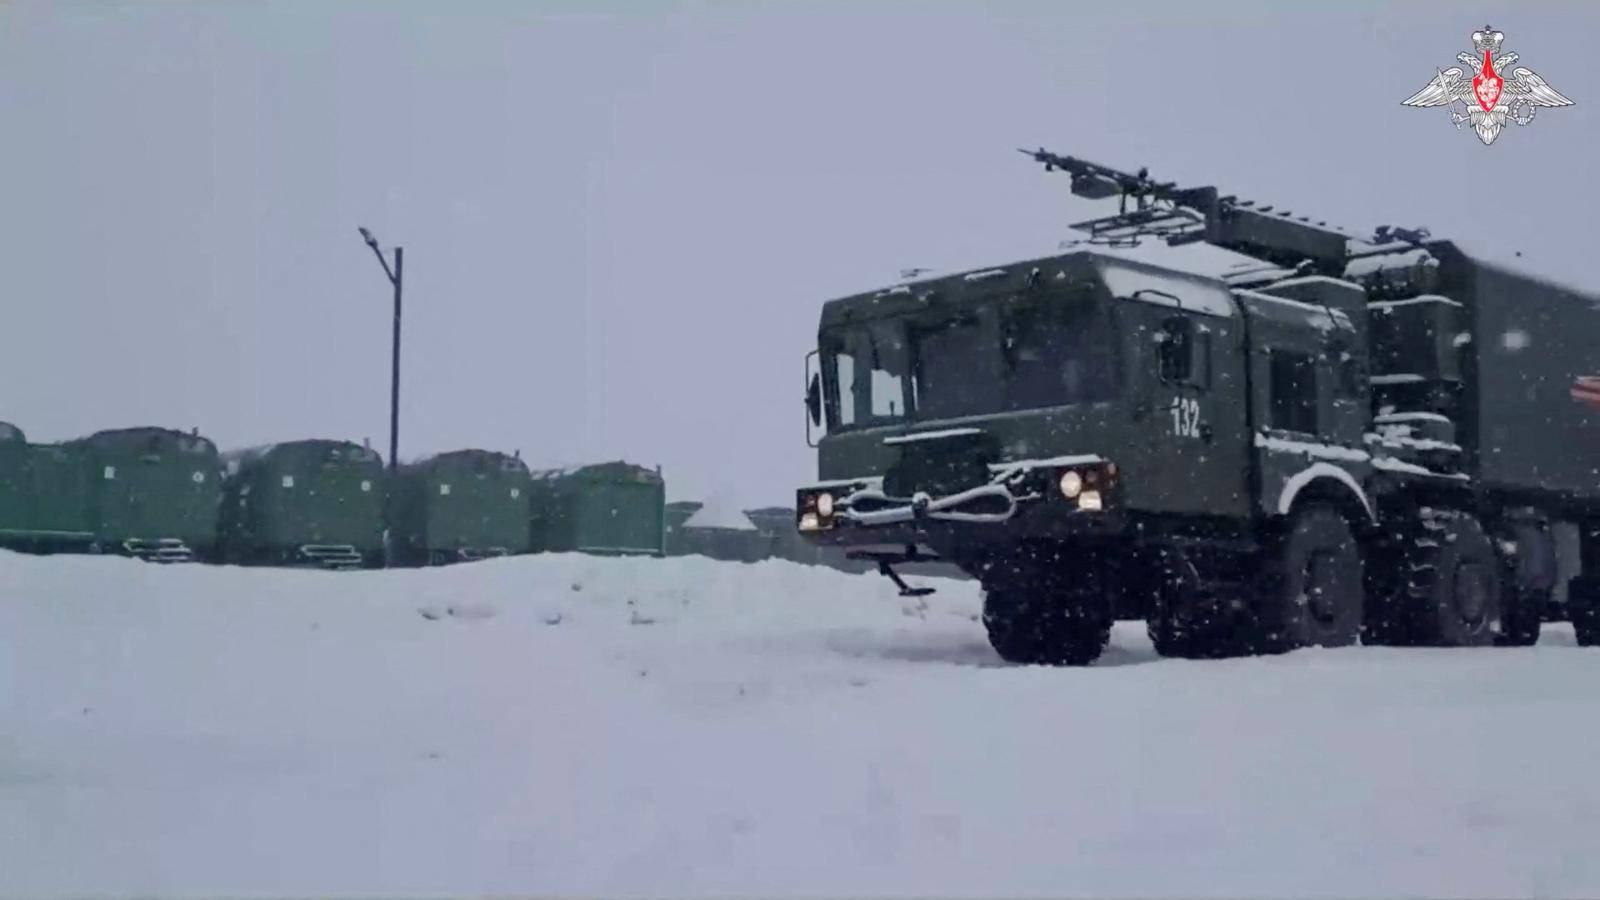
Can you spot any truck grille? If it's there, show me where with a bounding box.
[883,432,999,498]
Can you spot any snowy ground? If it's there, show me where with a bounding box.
[3,550,1599,898]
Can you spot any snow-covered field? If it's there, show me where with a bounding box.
[3,550,1599,898]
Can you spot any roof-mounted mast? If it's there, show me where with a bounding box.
[1019,147,1407,276]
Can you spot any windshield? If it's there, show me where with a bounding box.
[822,294,1118,430]
[1001,295,1119,408]
[823,320,910,428]
[911,311,1003,419]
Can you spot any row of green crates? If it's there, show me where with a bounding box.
[0,422,666,566]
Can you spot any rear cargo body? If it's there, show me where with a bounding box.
[0,424,96,551]
[218,440,385,567]
[528,461,666,557]
[67,427,222,560]
[392,449,532,565]
[1425,242,1600,503]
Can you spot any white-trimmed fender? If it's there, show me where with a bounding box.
[1277,462,1375,523]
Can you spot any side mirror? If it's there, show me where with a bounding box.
[804,350,825,448]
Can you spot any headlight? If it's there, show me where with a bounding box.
[1058,470,1082,499]
[1078,490,1103,511]
[799,512,821,531]
[816,492,835,517]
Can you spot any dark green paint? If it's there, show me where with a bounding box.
[528,461,665,557]
[216,440,386,566]
[390,449,532,564]
[66,427,222,556]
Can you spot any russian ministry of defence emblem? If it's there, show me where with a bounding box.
[1402,27,1573,145]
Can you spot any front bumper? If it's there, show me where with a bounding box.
[796,455,1126,552]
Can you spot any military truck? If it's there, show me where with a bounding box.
[796,148,1600,664]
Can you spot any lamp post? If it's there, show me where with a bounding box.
[358,227,402,566]
[357,227,402,476]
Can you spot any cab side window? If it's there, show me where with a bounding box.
[1327,337,1364,400]
[1158,315,1209,388]
[1269,350,1318,434]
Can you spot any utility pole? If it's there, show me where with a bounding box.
[358,227,403,566]
[357,227,402,476]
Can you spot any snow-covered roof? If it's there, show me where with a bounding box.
[220,439,373,466]
[1096,256,1236,318]
[1237,287,1355,326]
[529,464,587,481]
[682,499,757,531]
[1344,248,1438,282]
[529,460,661,483]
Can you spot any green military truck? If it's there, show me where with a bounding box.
[390,449,532,565]
[527,461,666,557]
[796,148,1600,664]
[216,440,386,568]
[67,427,222,561]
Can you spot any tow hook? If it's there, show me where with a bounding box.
[847,544,939,597]
[910,491,933,519]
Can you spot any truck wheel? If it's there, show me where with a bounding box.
[1497,587,1547,647]
[1570,576,1600,646]
[1144,556,1242,659]
[1575,605,1600,646]
[1401,510,1502,647]
[1253,504,1363,652]
[982,582,1111,666]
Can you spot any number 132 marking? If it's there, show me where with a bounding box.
[1170,397,1201,439]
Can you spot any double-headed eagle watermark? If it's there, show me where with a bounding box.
[1402,27,1573,145]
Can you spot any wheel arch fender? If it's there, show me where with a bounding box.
[1277,462,1375,527]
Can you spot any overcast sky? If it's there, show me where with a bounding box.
[2,1,1596,508]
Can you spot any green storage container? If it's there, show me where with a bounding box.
[528,461,666,557]
[0,422,31,542]
[68,427,222,561]
[218,440,386,568]
[0,422,98,553]
[391,449,531,565]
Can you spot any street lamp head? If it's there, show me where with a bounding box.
[358,226,378,248]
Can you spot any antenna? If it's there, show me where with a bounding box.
[1019,146,1375,273]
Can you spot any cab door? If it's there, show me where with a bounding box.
[1129,306,1252,518]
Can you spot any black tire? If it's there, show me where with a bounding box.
[1494,520,1550,647]
[1575,605,1600,646]
[1571,575,1600,646]
[1497,587,1545,646]
[1143,555,1241,659]
[1399,510,1503,647]
[1254,504,1364,652]
[982,580,1112,666]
